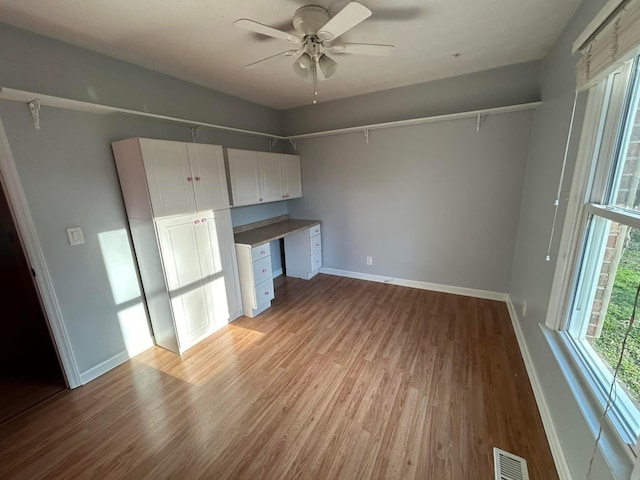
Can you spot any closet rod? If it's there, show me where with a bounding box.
[0,86,287,140]
[0,86,540,141]
[287,102,541,140]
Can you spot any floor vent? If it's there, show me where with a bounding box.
[493,447,529,480]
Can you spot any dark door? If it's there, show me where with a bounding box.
[0,185,66,424]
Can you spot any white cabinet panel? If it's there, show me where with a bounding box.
[252,256,272,285]
[187,143,230,211]
[282,154,302,199]
[156,214,211,345]
[251,242,271,261]
[203,209,242,323]
[228,148,261,206]
[258,152,284,202]
[254,277,275,308]
[140,139,196,217]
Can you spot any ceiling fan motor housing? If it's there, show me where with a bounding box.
[293,6,331,37]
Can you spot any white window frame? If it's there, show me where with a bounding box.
[546,57,640,457]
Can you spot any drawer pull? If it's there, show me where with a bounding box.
[187,177,193,182]
[262,268,267,273]
[315,243,320,246]
[265,291,270,295]
[202,218,207,223]
[259,198,264,202]
[195,176,201,181]
[194,219,200,224]
[261,250,265,254]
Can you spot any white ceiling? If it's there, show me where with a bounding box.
[0,0,582,110]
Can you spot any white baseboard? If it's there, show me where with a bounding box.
[272,268,283,278]
[319,267,509,301]
[506,297,572,480]
[79,350,131,385]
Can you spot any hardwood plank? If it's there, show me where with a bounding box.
[0,274,558,479]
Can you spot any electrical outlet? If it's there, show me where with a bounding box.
[366,256,373,266]
[522,300,527,317]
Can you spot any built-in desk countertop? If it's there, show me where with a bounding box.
[233,216,321,247]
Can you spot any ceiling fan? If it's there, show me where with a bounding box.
[234,2,395,104]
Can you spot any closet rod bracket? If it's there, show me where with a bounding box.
[29,100,41,130]
[269,138,279,151]
[288,138,296,151]
[190,126,201,143]
[364,128,370,143]
[476,114,483,132]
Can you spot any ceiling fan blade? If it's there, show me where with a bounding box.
[317,2,372,41]
[234,19,302,43]
[245,50,300,69]
[329,43,395,56]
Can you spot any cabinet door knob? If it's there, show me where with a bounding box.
[202,218,207,223]
[195,176,201,181]
[187,177,193,182]
[265,291,269,295]
[259,198,263,202]
[315,243,319,246]
[262,268,267,273]
[194,220,200,224]
[260,250,265,254]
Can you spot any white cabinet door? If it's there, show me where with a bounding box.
[156,214,212,350]
[198,209,242,325]
[282,154,302,199]
[140,139,196,217]
[228,149,262,206]
[187,143,230,211]
[258,151,285,202]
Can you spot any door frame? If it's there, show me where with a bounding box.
[0,117,81,388]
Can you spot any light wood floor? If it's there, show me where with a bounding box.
[0,274,557,479]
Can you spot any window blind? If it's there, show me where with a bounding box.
[576,0,640,90]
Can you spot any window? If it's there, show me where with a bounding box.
[562,56,640,448]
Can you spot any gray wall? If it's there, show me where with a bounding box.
[0,23,282,135]
[288,110,534,293]
[281,61,541,135]
[509,0,632,478]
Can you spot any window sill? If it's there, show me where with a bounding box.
[541,324,634,479]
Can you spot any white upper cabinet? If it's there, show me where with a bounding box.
[282,154,302,199]
[258,152,284,203]
[187,143,230,211]
[136,139,229,218]
[227,148,302,207]
[227,148,262,207]
[140,139,196,217]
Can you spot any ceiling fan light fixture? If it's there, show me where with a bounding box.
[318,54,337,79]
[293,52,313,78]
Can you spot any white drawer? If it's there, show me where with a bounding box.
[251,243,271,262]
[311,235,322,256]
[254,277,275,307]
[309,224,321,238]
[252,256,272,286]
[311,252,322,271]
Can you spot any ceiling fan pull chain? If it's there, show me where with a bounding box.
[312,62,318,104]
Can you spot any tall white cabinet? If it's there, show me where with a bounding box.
[112,138,242,354]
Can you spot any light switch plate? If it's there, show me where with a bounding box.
[66,227,85,246]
